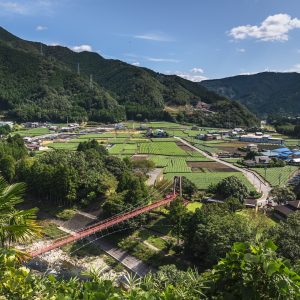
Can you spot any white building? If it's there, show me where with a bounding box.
[239,134,283,145]
[0,121,14,128]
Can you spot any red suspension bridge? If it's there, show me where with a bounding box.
[29,177,182,257]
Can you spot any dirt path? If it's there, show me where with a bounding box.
[175,137,271,203]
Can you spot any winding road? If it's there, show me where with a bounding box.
[175,137,271,203]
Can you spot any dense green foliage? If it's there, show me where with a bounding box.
[209,175,249,202]
[16,140,148,209]
[0,37,125,123]
[182,203,255,267]
[271,212,300,263]
[0,125,11,136]
[1,240,299,299]
[202,72,300,117]
[204,240,300,299]
[0,135,27,182]
[0,26,258,127]
[270,186,296,204]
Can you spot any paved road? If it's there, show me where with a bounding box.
[175,137,271,203]
[88,237,154,277]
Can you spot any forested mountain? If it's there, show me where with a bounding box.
[0,26,258,126]
[201,72,300,117]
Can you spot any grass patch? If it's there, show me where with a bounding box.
[40,221,68,239]
[103,256,124,272]
[186,202,202,212]
[56,208,77,220]
[62,239,104,258]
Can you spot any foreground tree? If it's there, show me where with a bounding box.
[167,197,188,244]
[270,186,296,205]
[182,203,255,267]
[225,196,244,212]
[210,176,249,202]
[204,240,300,299]
[270,211,300,263]
[0,177,41,248]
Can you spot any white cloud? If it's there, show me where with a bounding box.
[133,33,173,42]
[286,64,300,72]
[237,48,246,53]
[132,62,140,66]
[146,57,180,63]
[36,25,48,31]
[0,1,26,14]
[297,49,300,54]
[0,0,55,16]
[71,45,93,52]
[190,67,204,73]
[165,70,208,82]
[229,14,300,42]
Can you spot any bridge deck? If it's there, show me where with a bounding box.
[29,194,177,257]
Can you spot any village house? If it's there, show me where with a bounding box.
[246,143,259,152]
[196,133,221,141]
[273,200,300,220]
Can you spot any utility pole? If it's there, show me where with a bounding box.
[179,176,182,197]
[77,62,80,75]
[40,43,43,56]
[173,177,177,195]
[89,74,93,89]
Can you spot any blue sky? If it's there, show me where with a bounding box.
[1,0,300,81]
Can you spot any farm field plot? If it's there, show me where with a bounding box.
[284,139,300,147]
[165,172,255,191]
[190,142,219,154]
[48,142,79,150]
[187,161,236,172]
[108,143,137,155]
[139,141,187,156]
[16,127,51,136]
[126,121,187,129]
[101,132,133,138]
[250,166,298,186]
[221,158,241,163]
[164,158,191,173]
[166,130,189,137]
[150,156,191,173]
[77,133,107,139]
[150,138,176,142]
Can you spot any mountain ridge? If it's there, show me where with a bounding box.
[0,26,258,126]
[201,72,300,117]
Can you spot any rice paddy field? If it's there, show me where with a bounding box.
[250,166,299,187]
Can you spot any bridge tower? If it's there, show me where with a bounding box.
[173,176,182,197]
